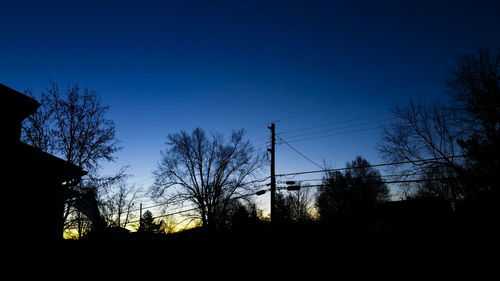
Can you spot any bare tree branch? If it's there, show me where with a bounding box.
[150,128,265,229]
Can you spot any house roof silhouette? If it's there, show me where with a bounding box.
[2,82,86,241]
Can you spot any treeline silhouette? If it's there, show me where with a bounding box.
[61,191,494,264]
[71,159,496,260]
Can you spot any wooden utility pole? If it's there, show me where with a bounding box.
[268,123,276,225]
[139,203,143,229]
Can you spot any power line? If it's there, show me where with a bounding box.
[127,179,271,214]
[276,155,466,178]
[272,92,381,124]
[128,188,270,224]
[127,197,192,213]
[129,183,271,215]
[116,116,392,186]
[277,112,393,135]
[276,172,429,184]
[279,137,324,169]
[128,206,199,224]
[279,118,395,141]
[279,177,465,191]
[283,126,382,143]
[110,181,273,232]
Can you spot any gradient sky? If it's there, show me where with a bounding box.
[2,0,500,207]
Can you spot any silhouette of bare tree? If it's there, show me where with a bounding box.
[151,128,265,229]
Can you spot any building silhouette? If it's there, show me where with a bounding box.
[2,83,86,241]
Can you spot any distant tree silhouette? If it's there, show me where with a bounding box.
[317,171,349,222]
[448,47,500,198]
[230,201,261,230]
[100,181,142,229]
[274,191,293,225]
[413,165,464,202]
[317,156,389,222]
[150,128,265,230]
[378,100,467,204]
[274,186,315,225]
[157,216,179,234]
[378,48,499,205]
[21,81,123,236]
[288,187,315,222]
[138,210,161,233]
[346,157,390,213]
[231,205,251,228]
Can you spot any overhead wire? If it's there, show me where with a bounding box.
[122,112,391,187]
[277,177,461,192]
[127,187,270,224]
[277,112,393,135]
[275,155,466,178]
[275,172,429,184]
[128,206,200,224]
[279,117,395,141]
[122,177,272,219]
[278,137,324,169]
[271,91,382,124]
[282,126,382,143]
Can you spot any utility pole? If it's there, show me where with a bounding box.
[139,203,143,229]
[268,123,276,225]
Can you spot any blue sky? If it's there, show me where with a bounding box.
[2,0,500,203]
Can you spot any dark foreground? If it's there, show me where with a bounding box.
[8,194,500,274]
[12,219,497,272]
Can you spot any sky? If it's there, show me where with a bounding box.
[2,0,500,213]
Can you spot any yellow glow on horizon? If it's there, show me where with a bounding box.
[63,228,79,240]
[63,216,200,239]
